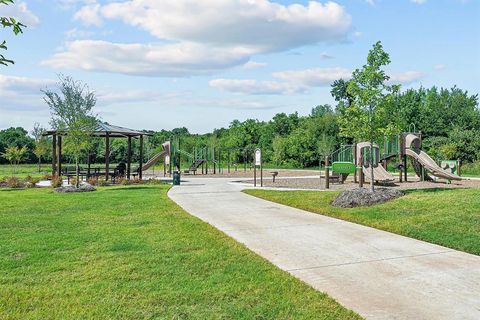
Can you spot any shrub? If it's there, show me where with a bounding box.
[7,177,22,188]
[132,177,142,184]
[97,179,109,187]
[87,176,98,186]
[51,175,63,188]
[146,178,164,185]
[25,176,39,188]
[121,178,132,186]
[116,177,125,185]
[70,177,77,187]
[43,174,53,180]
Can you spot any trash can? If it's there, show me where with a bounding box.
[173,171,181,186]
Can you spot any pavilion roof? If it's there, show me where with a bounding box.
[45,121,151,138]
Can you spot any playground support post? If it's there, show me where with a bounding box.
[353,143,358,183]
[359,150,364,188]
[325,156,330,189]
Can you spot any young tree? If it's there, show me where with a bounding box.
[1,0,26,66]
[1,146,27,176]
[336,41,399,192]
[43,75,98,188]
[31,123,48,172]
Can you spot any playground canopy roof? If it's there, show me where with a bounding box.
[45,121,152,138]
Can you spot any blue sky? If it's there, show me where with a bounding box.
[1,0,479,133]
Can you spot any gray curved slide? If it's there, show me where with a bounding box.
[356,142,395,182]
[140,141,170,172]
[405,134,461,181]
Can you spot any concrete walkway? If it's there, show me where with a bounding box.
[168,177,480,320]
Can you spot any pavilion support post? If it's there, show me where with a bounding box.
[139,135,144,180]
[105,133,110,181]
[127,136,132,180]
[57,136,62,177]
[87,152,91,178]
[52,134,57,176]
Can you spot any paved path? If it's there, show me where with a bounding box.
[168,177,480,320]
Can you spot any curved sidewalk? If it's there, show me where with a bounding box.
[168,177,480,320]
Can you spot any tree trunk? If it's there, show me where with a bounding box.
[369,141,375,192]
[38,157,41,173]
[75,158,80,189]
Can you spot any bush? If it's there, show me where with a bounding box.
[70,177,77,187]
[7,177,22,188]
[145,178,164,185]
[87,176,98,186]
[97,179,109,187]
[25,176,39,188]
[132,177,142,184]
[121,178,132,186]
[51,175,63,188]
[43,174,53,180]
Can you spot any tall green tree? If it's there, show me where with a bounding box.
[1,0,25,66]
[1,146,27,176]
[31,123,49,172]
[43,75,98,188]
[337,41,399,191]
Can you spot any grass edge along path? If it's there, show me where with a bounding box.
[0,185,360,319]
[243,188,480,256]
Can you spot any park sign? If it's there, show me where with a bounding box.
[332,162,356,174]
[255,148,262,166]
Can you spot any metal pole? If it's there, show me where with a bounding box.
[325,156,330,189]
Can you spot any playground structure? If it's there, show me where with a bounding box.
[325,131,462,189]
[153,137,258,176]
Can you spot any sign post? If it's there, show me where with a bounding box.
[254,148,262,187]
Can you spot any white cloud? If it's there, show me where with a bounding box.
[209,79,306,95]
[434,64,447,70]
[0,1,40,27]
[42,40,252,77]
[243,61,267,69]
[76,0,352,52]
[273,67,352,86]
[73,3,102,26]
[0,75,54,111]
[410,0,427,4]
[389,71,425,84]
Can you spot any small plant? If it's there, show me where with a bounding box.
[70,177,77,187]
[43,174,53,180]
[146,178,164,185]
[87,176,98,186]
[7,176,22,188]
[132,177,142,184]
[121,178,132,186]
[51,175,63,188]
[97,178,109,187]
[24,176,39,188]
[1,146,28,177]
[116,177,125,185]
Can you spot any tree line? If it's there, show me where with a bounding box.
[0,84,478,169]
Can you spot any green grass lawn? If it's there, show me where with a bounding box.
[244,188,480,256]
[0,164,50,179]
[0,185,359,319]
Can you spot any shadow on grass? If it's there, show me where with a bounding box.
[403,188,462,195]
[100,186,163,192]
